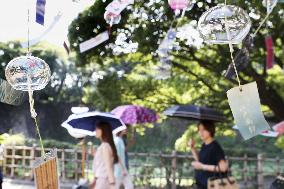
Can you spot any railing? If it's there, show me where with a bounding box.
[1,146,284,189]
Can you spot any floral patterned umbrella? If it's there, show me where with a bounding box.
[111,105,159,125]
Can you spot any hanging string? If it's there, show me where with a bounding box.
[108,17,114,35]
[252,11,273,38]
[108,26,112,35]
[224,0,242,90]
[28,76,45,156]
[170,12,178,29]
[181,8,186,17]
[27,9,30,54]
[27,8,45,156]
[252,0,276,38]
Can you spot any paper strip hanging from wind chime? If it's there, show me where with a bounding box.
[197,1,272,140]
[227,82,270,140]
[265,35,274,69]
[33,149,59,189]
[79,31,109,53]
[36,0,46,25]
[0,78,26,106]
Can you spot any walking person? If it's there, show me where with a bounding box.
[90,121,118,189]
[188,120,228,189]
[122,125,135,170]
[114,129,134,189]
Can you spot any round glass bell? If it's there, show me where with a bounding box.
[5,55,51,91]
[198,5,251,45]
[104,11,121,26]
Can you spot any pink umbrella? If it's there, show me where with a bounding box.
[111,105,159,125]
[273,121,284,136]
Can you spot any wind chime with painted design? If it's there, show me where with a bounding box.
[4,9,59,189]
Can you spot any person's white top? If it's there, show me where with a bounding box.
[92,142,115,183]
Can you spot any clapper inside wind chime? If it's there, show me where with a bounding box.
[33,149,59,189]
[227,82,270,140]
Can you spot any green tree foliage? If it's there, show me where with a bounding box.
[68,0,284,117]
[68,0,284,149]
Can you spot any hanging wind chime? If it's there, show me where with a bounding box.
[5,9,50,154]
[197,1,271,140]
[79,0,133,54]
[104,0,133,34]
[5,8,59,189]
[155,0,195,80]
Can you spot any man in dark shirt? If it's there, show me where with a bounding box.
[188,120,228,189]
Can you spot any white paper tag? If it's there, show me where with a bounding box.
[79,31,109,53]
[227,82,270,140]
[106,0,134,15]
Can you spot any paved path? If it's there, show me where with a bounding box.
[3,179,35,189]
[3,179,75,189]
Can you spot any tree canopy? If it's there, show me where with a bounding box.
[0,0,283,152]
[68,0,284,120]
[67,0,284,150]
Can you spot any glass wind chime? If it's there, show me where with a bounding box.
[197,0,273,140]
[5,10,51,154]
[104,0,134,33]
[155,0,195,80]
[5,8,59,189]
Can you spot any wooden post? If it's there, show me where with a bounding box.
[257,154,264,189]
[86,144,89,180]
[22,147,26,179]
[30,146,36,180]
[243,154,248,187]
[61,149,66,181]
[276,156,280,175]
[81,139,86,178]
[11,145,15,178]
[2,146,6,177]
[134,152,138,179]
[159,151,163,188]
[75,149,78,181]
[171,150,177,189]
